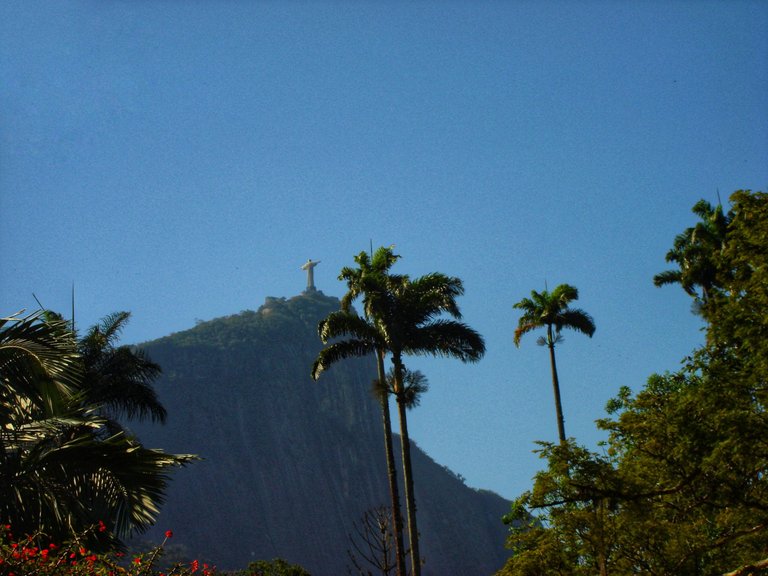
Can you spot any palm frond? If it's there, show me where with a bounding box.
[514,321,541,347]
[654,197,733,305]
[38,430,196,537]
[99,311,131,344]
[404,320,485,362]
[312,339,377,380]
[556,309,596,338]
[318,311,381,344]
[0,310,82,402]
[370,245,400,272]
[512,296,537,312]
[551,284,579,307]
[79,313,166,424]
[381,367,428,409]
[653,269,683,287]
[406,273,465,320]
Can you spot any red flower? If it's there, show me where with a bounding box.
[165,530,173,539]
[98,520,107,533]
[133,556,142,564]
[190,559,199,573]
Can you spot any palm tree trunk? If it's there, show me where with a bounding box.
[547,327,567,443]
[377,349,406,576]
[393,358,421,576]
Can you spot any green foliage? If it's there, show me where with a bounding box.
[232,558,311,576]
[76,310,167,424]
[653,198,731,305]
[512,284,596,348]
[377,367,429,409]
[500,360,768,574]
[500,442,622,576]
[0,310,196,546]
[706,190,768,385]
[0,310,82,403]
[499,191,768,576]
[1,522,315,576]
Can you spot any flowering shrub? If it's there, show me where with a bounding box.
[0,524,215,576]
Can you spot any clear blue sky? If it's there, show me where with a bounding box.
[2,1,767,501]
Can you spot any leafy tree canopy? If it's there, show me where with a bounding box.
[233,557,311,576]
[498,190,768,576]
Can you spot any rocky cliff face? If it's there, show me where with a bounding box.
[132,291,509,575]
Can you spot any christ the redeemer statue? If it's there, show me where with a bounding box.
[301,259,320,292]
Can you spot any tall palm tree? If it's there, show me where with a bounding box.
[513,284,595,444]
[316,246,485,576]
[313,248,408,576]
[383,271,485,576]
[0,310,195,546]
[654,199,731,308]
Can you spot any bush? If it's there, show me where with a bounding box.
[0,523,215,576]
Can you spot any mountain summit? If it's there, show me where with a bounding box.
[133,291,509,575]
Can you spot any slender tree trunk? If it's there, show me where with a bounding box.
[596,498,608,576]
[547,326,567,443]
[393,357,421,576]
[377,349,406,576]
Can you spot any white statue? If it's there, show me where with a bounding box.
[301,259,320,291]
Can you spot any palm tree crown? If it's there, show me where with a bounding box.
[513,284,596,347]
[653,199,732,307]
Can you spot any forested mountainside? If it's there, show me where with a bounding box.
[132,291,509,575]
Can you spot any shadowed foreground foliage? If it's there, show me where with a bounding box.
[0,310,195,548]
